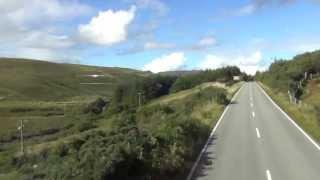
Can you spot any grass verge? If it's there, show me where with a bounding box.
[259,82,320,143]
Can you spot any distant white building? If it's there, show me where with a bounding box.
[233,76,241,81]
[85,74,105,78]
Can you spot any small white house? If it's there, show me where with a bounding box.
[233,76,241,81]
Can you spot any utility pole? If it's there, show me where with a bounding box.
[137,92,142,107]
[18,120,24,155]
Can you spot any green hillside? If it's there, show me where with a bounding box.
[0,58,149,163]
[256,50,320,142]
[0,58,148,101]
[4,81,241,180]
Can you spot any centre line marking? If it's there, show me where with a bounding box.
[252,111,255,118]
[266,170,272,180]
[256,128,261,138]
[250,102,254,108]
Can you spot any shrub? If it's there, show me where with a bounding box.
[109,75,177,113]
[83,98,108,114]
[77,121,97,132]
[170,66,241,93]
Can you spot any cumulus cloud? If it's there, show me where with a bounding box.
[143,52,186,73]
[79,6,136,46]
[198,51,267,75]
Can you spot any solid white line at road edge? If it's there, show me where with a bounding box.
[186,84,244,180]
[266,170,272,180]
[257,83,320,151]
[256,128,261,138]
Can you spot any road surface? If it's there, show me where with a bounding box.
[189,82,320,180]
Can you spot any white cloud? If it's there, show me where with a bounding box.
[134,0,168,16]
[143,52,186,73]
[198,37,217,47]
[18,31,75,50]
[79,6,136,46]
[0,0,92,62]
[144,42,175,50]
[190,36,217,50]
[118,35,217,55]
[0,0,92,25]
[117,41,175,55]
[227,0,296,17]
[199,51,267,75]
[236,4,256,16]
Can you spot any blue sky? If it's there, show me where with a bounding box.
[0,0,320,74]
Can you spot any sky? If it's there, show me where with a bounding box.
[0,0,320,74]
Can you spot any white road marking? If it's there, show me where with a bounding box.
[186,84,244,180]
[256,128,261,138]
[257,83,320,151]
[266,170,272,180]
[252,111,255,118]
[250,102,254,108]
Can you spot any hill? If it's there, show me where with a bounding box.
[0,61,243,179]
[158,70,200,77]
[256,50,320,143]
[0,58,149,162]
[6,81,242,180]
[0,58,149,101]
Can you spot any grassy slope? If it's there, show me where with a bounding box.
[149,82,240,106]
[3,82,243,179]
[260,79,320,142]
[149,81,243,125]
[0,58,148,136]
[0,58,148,101]
[0,58,149,178]
[146,81,243,179]
[27,82,243,151]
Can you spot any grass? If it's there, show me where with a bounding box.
[28,82,242,155]
[0,171,22,180]
[149,81,243,106]
[0,80,243,179]
[150,81,243,179]
[0,58,150,176]
[0,58,148,101]
[147,81,243,129]
[0,58,243,179]
[0,100,87,141]
[259,80,320,143]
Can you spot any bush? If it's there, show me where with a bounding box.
[256,50,320,100]
[77,121,97,132]
[83,98,108,114]
[109,75,177,113]
[170,66,241,93]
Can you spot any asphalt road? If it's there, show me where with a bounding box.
[189,82,320,180]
